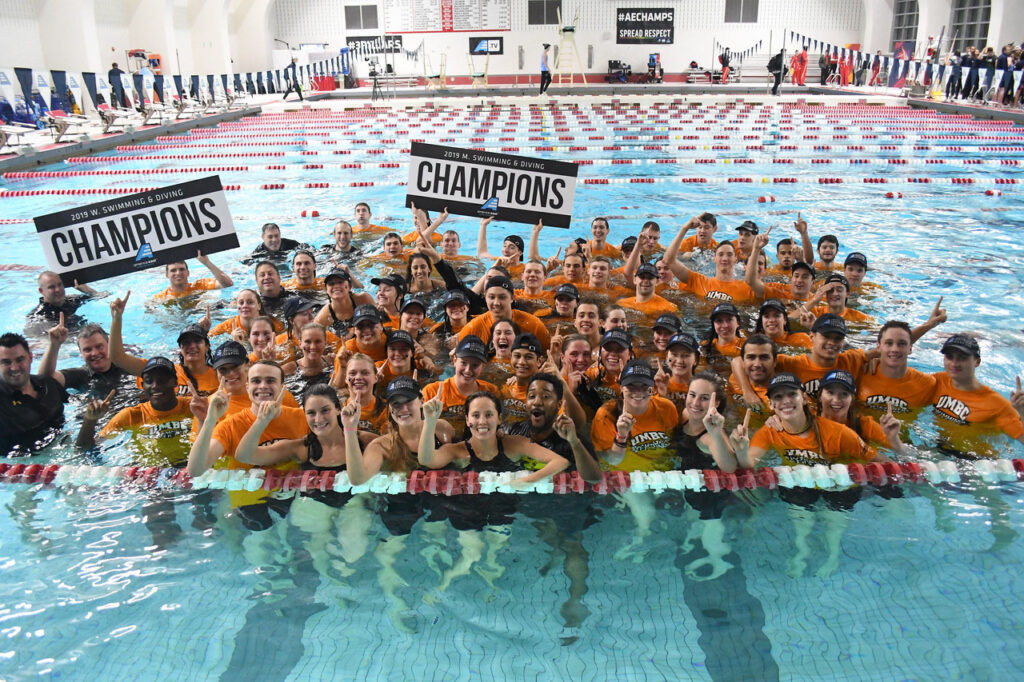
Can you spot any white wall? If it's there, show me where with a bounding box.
[268,0,867,80]
[229,0,274,74]
[989,0,1024,48]
[0,0,46,69]
[94,0,134,72]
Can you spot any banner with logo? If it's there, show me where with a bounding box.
[346,35,404,54]
[34,176,239,284]
[32,71,52,108]
[469,37,503,55]
[406,143,577,228]
[0,68,19,105]
[65,72,86,113]
[616,8,674,44]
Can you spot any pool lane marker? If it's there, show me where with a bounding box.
[1,460,1021,496]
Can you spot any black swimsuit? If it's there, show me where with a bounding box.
[438,436,520,530]
[300,438,350,508]
[327,293,358,335]
[379,435,444,536]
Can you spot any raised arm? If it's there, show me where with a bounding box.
[910,297,947,343]
[477,217,497,260]
[508,436,569,483]
[39,313,69,385]
[234,393,292,466]
[794,213,814,265]
[663,217,698,283]
[417,394,448,468]
[196,250,233,288]
[622,230,645,282]
[552,412,602,484]
[729,411,765,468]
[187,387,229,476]
[420,206,448,243]
[700,400,740,473]
[528,219,543,263]
[745,230,771,298]
[108,291,146,376]
[75,390,115,450]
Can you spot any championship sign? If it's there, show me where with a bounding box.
[406,143,577,228]
[34,176,238,285]
[616,8,674,44]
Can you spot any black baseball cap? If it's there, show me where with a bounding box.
[443,289,470,307]
[823,273,850,291]
[844,252,868,268]
[636,263,658,279]
[811,313,848,336]
[653,314,682,333]
[455,335,489,362]
[485,275,515,294]
[386,329,415,349]
[619,359,656,387]
[711,302,740,320]
[352,304,381,326]
[177,324,208,345]
[324,268,351,284]
[767,372,803,398]
[212,341,249,369]
[511,333,543,356]
[621,236,638,251]
[371,273,406,293]
[760,298,788,315]
[504,235,525,253]
[400,298,426,314]
[667,333,700,353]
[791,261,815,277]
[142,356,176,377]
[821,369,857,394]
[600,329,632,350]
[283,297,316,320]
[941,334,981,359]
[386,375,421,403]
[736,220,759,234]
[554,283,580,301]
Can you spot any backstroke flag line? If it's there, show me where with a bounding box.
[406,142,578,228]
[34,176,239,285]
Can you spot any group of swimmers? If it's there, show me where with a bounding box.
[3,199,1024,586]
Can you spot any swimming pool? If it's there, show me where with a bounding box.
[2,96,1024,680]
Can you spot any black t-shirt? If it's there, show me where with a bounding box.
[27,294,90,324]
[61,363,133,399]
[250,239,306,262]
[507,421,595,473]
[0,375,68,455]
[260,291,294,318]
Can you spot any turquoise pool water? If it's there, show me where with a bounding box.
[2,100,1024,680]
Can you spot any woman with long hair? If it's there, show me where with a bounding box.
[417,391,568,592]
[313,268,374,336]
[405,251,444,294]
[701,302,745,369]
[209,289,281,343]
[731,372,888,578]
[754,299,811,349]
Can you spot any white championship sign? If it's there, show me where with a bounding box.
[34,176,239,285]
[406,142,578,228]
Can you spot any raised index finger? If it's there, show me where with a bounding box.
[933,296,943,313]
[58,312,65,327]
[742,409,752,429]
[103,388,117,404]
[1017,376,1022,393]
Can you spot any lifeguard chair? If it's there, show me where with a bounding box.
[553,8,582,86]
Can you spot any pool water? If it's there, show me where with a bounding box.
[2,97,1024,680]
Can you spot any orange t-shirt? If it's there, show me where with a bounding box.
[142,363,218,397]
[210,315,284,337]
[619,295,678,316]
[662,377,691,409]
[456,310,551,350]
[341,334,388,363]
[678,235,718,253]
[583,365,623,409]
[515,289,556,306]
[588,240,621,259]
[771,331,812,349]
[98,397,194,466]
[543,274,586,288]
[678,272,756,305]
[500,382,530,424]
[282,277,325,291]
[190,389,299,440]
[763,282,809,303]
[578,283,634,300]
[750,416,877,466]
[811,305,873,324]
[422,377,499,440]
[212,407,308,466]
[402,229,443,245]
[358,398,389,434]
[591,396,681,471]
[857,367,936,418]
[352,223,389,234]
[814,261,842,271]
[154,278,218,302]
[706,336,744,358]
[375,359,414,387]
[930,372,1024,454]
[727,375,772,425]
[776,349,868,398]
